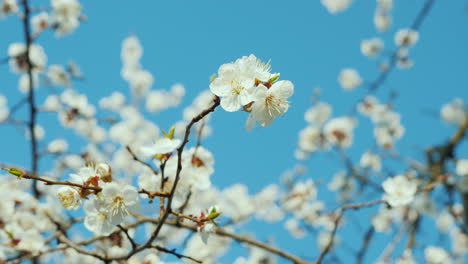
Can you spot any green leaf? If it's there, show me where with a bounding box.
[269,73,280,83]
[2,168,25,177]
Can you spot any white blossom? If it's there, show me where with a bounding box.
[456,160,468,176]
[304,102,332,124]
[424,246,451,264]
[210,60,254,112]
[83,197,115,235]
[99,92,125,112]
[360,151,382,172]
[396,250,416,264]
[100,182,139,225]
[198,222,216,244]
[395,29,419,47]
[248,80,294,128]
[285,218,306,239]
[324,116,356,148]
[382,175,417,207]
[374,12,392,32]
[48,138,69,153]
[338,68,362,90]
[121,35,143,65]
[441,99,466,125]
[47,64,71,86]
[43,94,61,111]
[0,95,9,122]
[31,12,49,34]
[8,43,47,73]
[57,186,81,210]
[361,38,384,57]
[51,0,82,36]
[321,0,353,14]
[140,137,182,157]
[0,0,18,18]
[436,212,454,233]
[298,126,326,153]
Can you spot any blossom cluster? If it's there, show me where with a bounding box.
[209,54,294,130]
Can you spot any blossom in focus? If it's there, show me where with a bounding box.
[209,56,258,112]
[382,175,417,207]
[248,80,294,129]
[338,68,362,90]
[210,54,293,129]
[100,182,139,225]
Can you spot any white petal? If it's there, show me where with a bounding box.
[220,95,241,112]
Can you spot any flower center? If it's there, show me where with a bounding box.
[110,196,129,216]
[332,130,347,142]
[191,155,205,167]
[58,192,73,207]
[232,85,243,95]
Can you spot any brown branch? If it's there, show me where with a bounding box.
[5,170,170,198]
[21,0,40,198]
[137,95,220,253]
[151,245,203,263]
[56,233,107,262]
[355,226,374,264]
[171,209,202,224]
[95,96,221,262]
[117,225,137,250]
[42,214,314,264]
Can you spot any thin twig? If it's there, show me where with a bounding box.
[314,199,385,264]
[355,226,374,264]
[151,245,203,263]
[126,145,159,175]
[117,225,137,250]
[368,0,435,92]
[4,170,170,198]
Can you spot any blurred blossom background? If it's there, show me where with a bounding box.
[1,0,468,263]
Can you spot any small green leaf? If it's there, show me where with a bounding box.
[269,73,280,83]
[208,211,222,220]
[167,126,175,139]
[2,168,25,177]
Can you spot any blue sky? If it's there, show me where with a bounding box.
[1,0,468,263]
